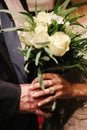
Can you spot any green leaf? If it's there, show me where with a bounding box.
[0,9,36,31]
[35,41,50,47]
[0,27,22,33]
[51,56,58,64]
[26,46,33,60]
[54,0,60,14]
[41,56,50,61]
[35,1,38,17]
[54,0,76,17]
[37,68,45,90]
[59,0,71,10]
[0,9,15,15]
[20,10,34,23]
[24,62,30,73]
[63,7,77,17]
[56,7,77,17]
[35,51,42,66]
[48,20,59,35]
[44,47,58,64]
[20,10,36,30]
[18,48,27,55]
[44,47,53,57]
[72,1,87,8]
[66,14,85,23]
[44,64,81,72]
[54,0,87,18]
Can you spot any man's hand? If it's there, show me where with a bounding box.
[19,84,51,117]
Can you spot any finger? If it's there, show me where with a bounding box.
[42,102,53,108]
[32,79,58,90]
[29,83,40,90]
[32,73,54,84]
[32,84,62,98]
[32,75,62,90]
[42,73,59,80]
[31,86,55,98]
[31,89,49,98]
[32,77,38,84]
[32,73,60,84]
[35,109,52,117]
[38,96,55,107]
[30,79,55,90]
[42,73,62,84]
[37,91,62,106]
[43,80,57,87]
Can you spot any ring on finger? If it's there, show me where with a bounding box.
[49,87,55,95]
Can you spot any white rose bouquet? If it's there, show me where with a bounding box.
[0,0,87,89]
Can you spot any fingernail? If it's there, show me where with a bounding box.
[29,85,33,89]
[33,93,38,97]
[38,103,41,106]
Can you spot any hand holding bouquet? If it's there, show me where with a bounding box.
[0,0,87,89]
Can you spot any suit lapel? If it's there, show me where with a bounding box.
[0,1,27,83]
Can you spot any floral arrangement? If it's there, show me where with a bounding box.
[0,0,87,89]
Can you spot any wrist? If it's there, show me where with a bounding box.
[71,83,87,98]
[71,83,78,97]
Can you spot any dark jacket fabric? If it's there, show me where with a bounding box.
[0,1,39,130]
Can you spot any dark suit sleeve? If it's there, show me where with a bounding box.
[0,80,21,120]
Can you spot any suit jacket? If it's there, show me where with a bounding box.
[0,1,39,130]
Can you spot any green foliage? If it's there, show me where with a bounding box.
[54,0,77,17]
[0,0,87,87]
[38,68,45,90]
[54,0,87,20]
[20,10,36,31]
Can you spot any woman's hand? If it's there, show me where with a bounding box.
[31,73,74,106]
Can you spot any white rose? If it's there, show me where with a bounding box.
[35,11,64,25]
[35,11,51,24]
[23,21,30,27]
[50,12,64,24]
[65,21,70,27]
[35,22,47,33]
[20,31,34,46]
[49,32,71,56]
[31,31,49,48]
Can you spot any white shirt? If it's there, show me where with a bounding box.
[4,0,24,26]
[26,0,55,12]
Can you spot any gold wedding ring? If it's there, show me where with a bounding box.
[49,87,55,95]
